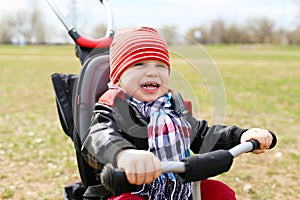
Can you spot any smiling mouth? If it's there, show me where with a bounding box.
[140,83,160,89]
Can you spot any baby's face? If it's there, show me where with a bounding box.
[118,60,169,102]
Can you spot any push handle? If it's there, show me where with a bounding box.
[47,0,114,49]
[68,28,113,49]
[72,0,113,48]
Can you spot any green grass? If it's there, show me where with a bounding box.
[0,45,80,200]
[1,44,299,199]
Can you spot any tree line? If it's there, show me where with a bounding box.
[185,18,300,45]
[0,4,300,45]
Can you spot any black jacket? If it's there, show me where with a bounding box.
[81,90,246,170]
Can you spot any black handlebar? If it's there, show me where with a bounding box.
[100,140,262,195]
[249,139,261,149]
[101,164,143,195]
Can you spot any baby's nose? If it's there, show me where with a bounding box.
[145,69,159,76]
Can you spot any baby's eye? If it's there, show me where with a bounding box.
[157,64,168,68]
[133,62,145,66]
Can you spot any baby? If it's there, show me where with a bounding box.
[81,26,276,200]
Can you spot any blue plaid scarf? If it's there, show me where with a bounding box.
[128,92,192,200]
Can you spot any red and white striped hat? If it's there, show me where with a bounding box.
[109,27,170,84]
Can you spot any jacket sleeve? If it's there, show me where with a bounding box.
[81,104,136,169]
[188,114,247,154]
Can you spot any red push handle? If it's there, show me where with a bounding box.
[68,28,113,49]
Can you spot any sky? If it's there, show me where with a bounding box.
[0,0,299,40]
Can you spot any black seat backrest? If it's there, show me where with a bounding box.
[73,54,110,142]
[71,55,110,189]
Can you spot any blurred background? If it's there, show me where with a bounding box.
[1,0,300,199]
[0,0,299,45]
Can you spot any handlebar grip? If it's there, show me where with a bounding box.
[228,139,260,157]
[247,139,260,150]
[178,150,234,182]
[100,164,142,195]
[268,131,277,149]
[247,136,278,151]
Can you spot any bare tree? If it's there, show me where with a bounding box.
[222,24,243,44]
[28,4,46,44]
[0,0,46,44]
[3,10,31,44]
[209,19,225,44]
[0,14,14,43]
[288,27,300,44]
[245,17,275,43]
[185,26,209,44]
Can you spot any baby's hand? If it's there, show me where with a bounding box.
[240,128,273,154]
[116,149,161,185]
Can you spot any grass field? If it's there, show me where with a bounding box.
[0,44,299,200]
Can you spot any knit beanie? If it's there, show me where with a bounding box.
[109,27,170,84]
